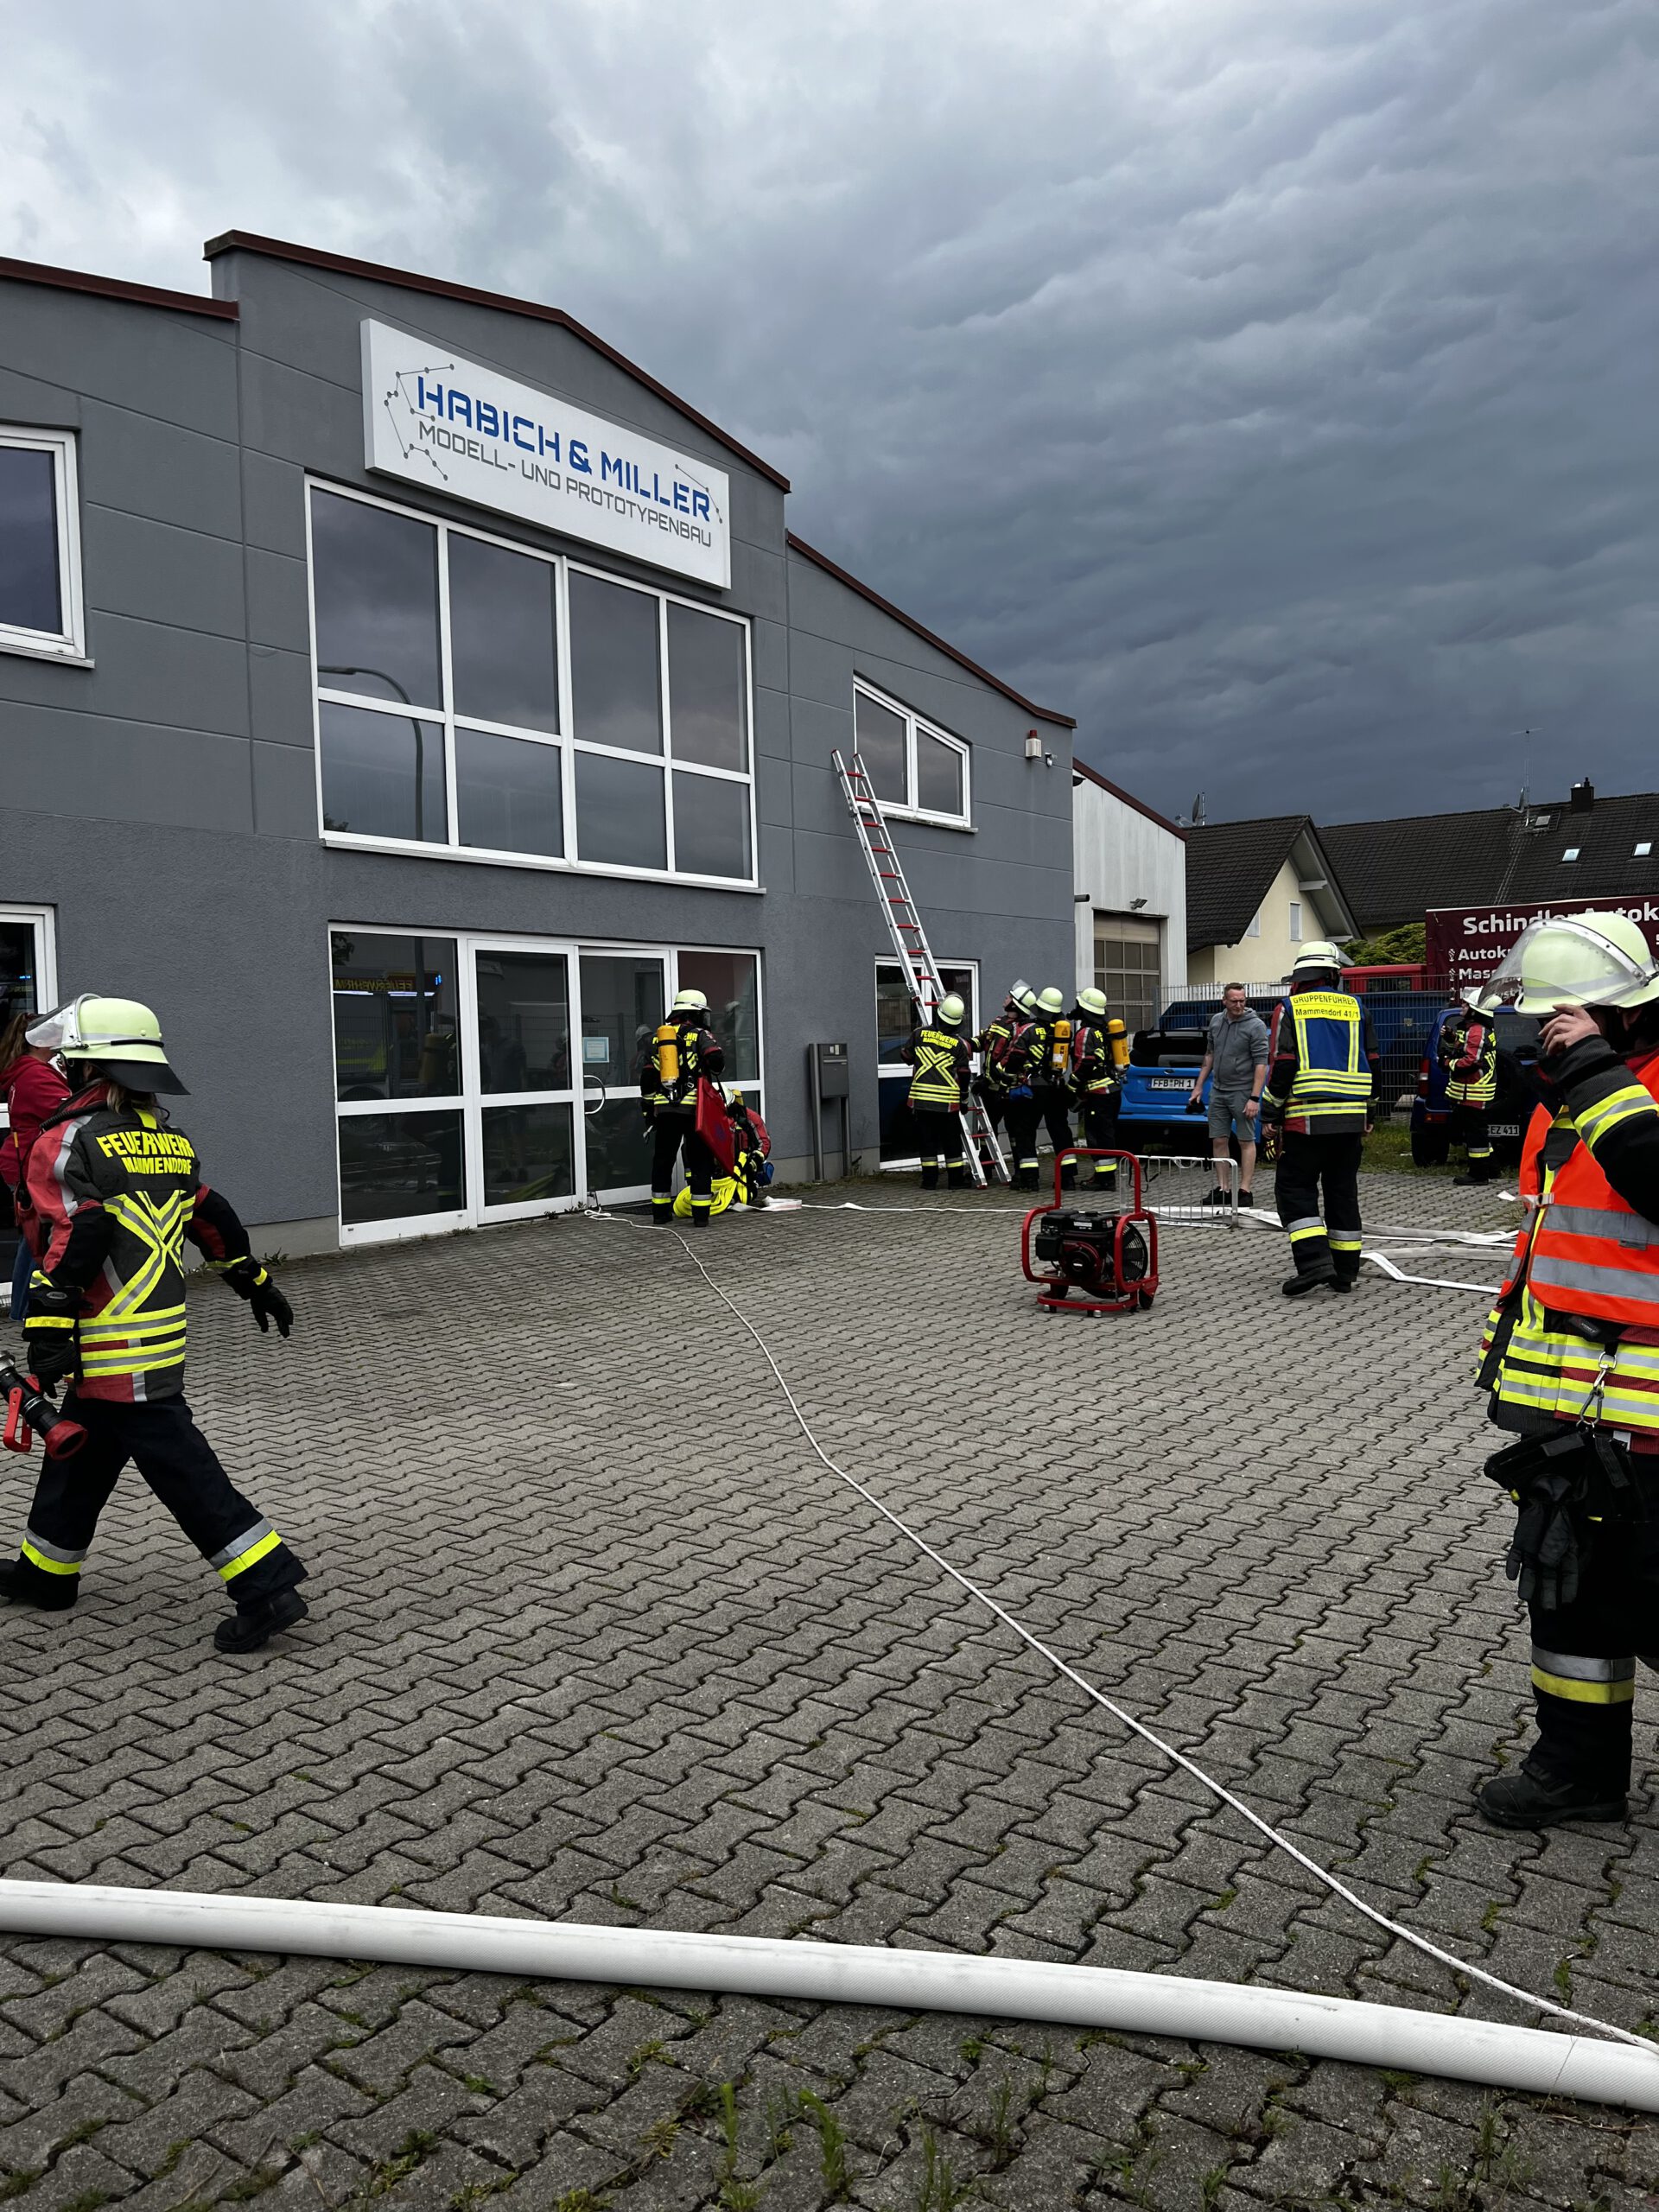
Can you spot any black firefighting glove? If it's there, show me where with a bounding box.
[1503,1469,1585,1613]
[23,1284,80,1394]
[223,1261,294,1338]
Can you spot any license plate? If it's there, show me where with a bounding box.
[1488,1122,1520,1138]
[1147,1077,1191,1091]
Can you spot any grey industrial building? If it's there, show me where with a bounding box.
[0,234,1074,1251]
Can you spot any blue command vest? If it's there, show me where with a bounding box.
[1285,990,1371,1124]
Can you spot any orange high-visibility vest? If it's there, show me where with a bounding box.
[1511,1048,1659,1326]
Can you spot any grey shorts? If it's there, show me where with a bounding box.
[1207,1089,1259,1140]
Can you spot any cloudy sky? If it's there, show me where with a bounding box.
[4,0,1655,823]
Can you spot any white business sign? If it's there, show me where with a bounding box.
[360,320,731,589]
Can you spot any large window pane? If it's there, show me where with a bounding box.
[310,490,442,709]
[855,690,906,804]
[677,952,759,1082]
[456,729,563,858]
[668,602,747,770]
[338,1110,464,1224]
[876,961,973,1065]
[482,1103,575,1207]
[320,702,446,843]
[917,730,964,817]
[569,570,662,753]
[475,950,571,1094]
[331,932,460,1102]
[0,448,60,636]
[579,955,664,1090]
[448,533,559,733]
[672,770,751,880]
[575,751,666,870]
[585,1096,655,1193]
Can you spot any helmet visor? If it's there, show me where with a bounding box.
[1473,916,1659,1013]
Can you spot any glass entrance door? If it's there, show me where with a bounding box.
[470,946,578,1219]
[577,952,664,1201]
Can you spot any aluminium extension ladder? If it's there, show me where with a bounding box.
[832,747,1011,1185]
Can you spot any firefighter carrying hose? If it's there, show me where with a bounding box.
[1439,994,1499,1185]
[1470,911,1659,1829]
[1261,943,1382,1294]
[641,988,725,1227]
[907,993,973,1189]
[1,996,308,1653]
[1071,988,1125,1192]
[1006,987,1077,1192]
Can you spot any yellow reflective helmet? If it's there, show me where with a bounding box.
[937,992,967,1028]
[1037,986,1065,1014]
[1475,911,1659,1014]
[1076,988,1109,1019]
[671,987,709,1014]
[59,995,188,1095]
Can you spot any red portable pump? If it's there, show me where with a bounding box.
[1020,1149,1158,1314]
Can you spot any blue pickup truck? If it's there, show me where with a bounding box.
[1114,1010,1266,1143]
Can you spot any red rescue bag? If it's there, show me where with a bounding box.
[695,1077,737,1175]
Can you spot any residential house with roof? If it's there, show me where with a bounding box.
[1184,816,1358,990]
[1320,782,1659,937]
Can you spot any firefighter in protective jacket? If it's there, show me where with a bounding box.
[1261,944,1381,1295]
[1070,988,1124,1192]
[1005,987,1076,1192]
[971,985,1032,1171]
[1470,911,1659,1829]
[3,996,308,1654]
[1439,998,1500,1185]
[907,994,973,1189]
[641,988,725,1227]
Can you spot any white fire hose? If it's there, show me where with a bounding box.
[0,1880,1654,2111]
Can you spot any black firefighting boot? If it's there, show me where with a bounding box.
[652,1194,674,1225]
[920,1165,940,1191]
[1060,1161,1078,1191]
[946,1165,969,1189]
[1476,1767,1627,1830]
[1453,1166,1496,1186]
[689,1199,712,1230]
[0,1556,79,1611]
[213,1588,309,1654]
[1016,1165,1040,1192]
[1282,1246,1337,1297]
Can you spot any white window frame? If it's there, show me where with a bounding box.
[874,956,979,1171]
[0,905,60,1139]
[328,921,765,1244]
[307,480,760,892]
[0,429,87,664]
[1288,901,1302,942]
[853,678,972,830]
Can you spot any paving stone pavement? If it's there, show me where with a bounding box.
[1,1166,1656,2211]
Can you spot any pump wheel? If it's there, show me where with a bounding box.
[1137,1288,1155,1311]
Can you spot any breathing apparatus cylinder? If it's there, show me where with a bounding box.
[1109,1018,1129,1072]
[654,1022,682,1092]
[1050,1020,1072,1075]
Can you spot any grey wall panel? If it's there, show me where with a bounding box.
[241,449,307,560]
[751,614,789,702]
[753,682,790,765]
[0,283,238,438]
[248,644,315,751]
[1,613,248,735]
[0,367,80,426]
[0,704,253,834]
[238,351,366,484]
[252,741,321,840]
[80,401,242,540]
[245,545,309,654]
[81,506,246,639]
[754,754,793,829]
[730,539,787,623]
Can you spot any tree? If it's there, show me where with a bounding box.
[1344,923,1425,965]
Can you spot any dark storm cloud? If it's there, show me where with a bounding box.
[6,0,1656,822]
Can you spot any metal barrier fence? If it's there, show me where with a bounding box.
[1133,1151,1241,1224]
